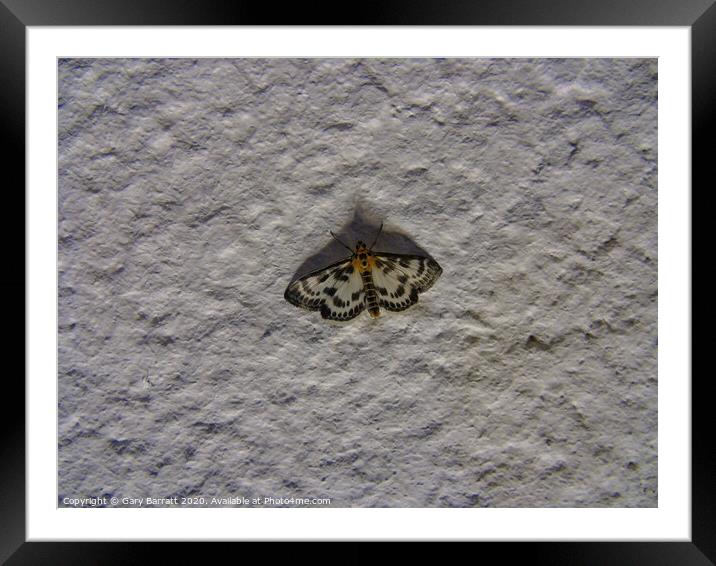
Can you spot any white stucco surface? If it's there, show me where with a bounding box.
[58,58,657,507]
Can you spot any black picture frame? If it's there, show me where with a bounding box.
[5,0,707,562]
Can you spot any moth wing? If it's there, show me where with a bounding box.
[284,259,365,321]
[372,253,442,312]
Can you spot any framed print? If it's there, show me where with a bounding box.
[7,0,708,561]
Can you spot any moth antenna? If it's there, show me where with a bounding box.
[369,222,384,250]
[330,231,354,252]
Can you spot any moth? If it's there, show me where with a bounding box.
[284,224,442,321]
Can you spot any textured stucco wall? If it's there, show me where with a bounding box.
[58,58,657,507]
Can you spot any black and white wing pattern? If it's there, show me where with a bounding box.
[284,259,366,321]
[371,253,442,312]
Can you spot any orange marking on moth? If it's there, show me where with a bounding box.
[352,246,376,273]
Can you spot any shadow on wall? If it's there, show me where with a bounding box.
[285,201,439,284]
